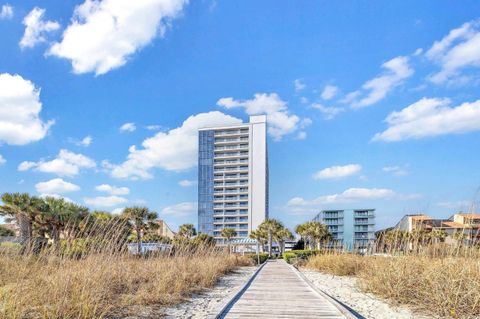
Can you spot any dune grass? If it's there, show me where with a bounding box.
[304,246,480,318]
[0,220,251,319]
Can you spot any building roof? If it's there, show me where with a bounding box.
[456,213,480,218]
[410,215,433,221]
[440,221,469,229]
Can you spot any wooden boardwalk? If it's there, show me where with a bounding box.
[217,260,352,319]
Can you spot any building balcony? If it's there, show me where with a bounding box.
[214,151,249,159]
[214,130,249,138]
[214,159,249,166]
[214,137,249,144]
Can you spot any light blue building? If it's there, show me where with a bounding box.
[313,209,376,251]
[198,115,269,243]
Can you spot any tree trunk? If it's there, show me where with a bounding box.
[256,241,260,264]
[136,228,142,255]
[17,214,32,251]
[52,225,61,251]
[268,230,272,257]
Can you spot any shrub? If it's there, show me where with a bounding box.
[283,249,321,263]
[247,252,269,265]
[305,253,366,276]
[0,225,15,237]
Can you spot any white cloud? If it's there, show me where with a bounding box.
[84,195,128,208]
[373,97,480,142]
[161,202,196,217]
[107,111,241,179]
[426,19,480,84]
[0,154,5,165]
[178,179,196,187]
[48,0,188,75]
[146,125,161,131]
[95,184,130,195]
[321,85,339,100]
[287,188,396,207]
[294,79,306,92]
[18,149,96,176]
[313,164,362,180]
[79,135,92,146]
[111,207,125,215]
[311,103,345,120]
[0,73,54,145]
[35,178,80,194]
[347,56,414,108]
[217,93,306,141]
[19,7,60,49]
[120,122,136,132]
[296,131,307,140]
[383,166,409,177]
[0,4,13,19]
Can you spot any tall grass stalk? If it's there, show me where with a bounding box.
[304,232,480,318]
[0,219,250,319]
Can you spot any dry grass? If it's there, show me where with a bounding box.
[0,221,251,319]
[0,253,250,319]
[305,251,480,318]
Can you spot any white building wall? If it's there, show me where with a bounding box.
[199,115,268,241]
[249,115,268,232]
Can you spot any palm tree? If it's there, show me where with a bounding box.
[193,233,214,246]
[295,223,309,249]
[250,229,267,264]
[275,227,294,255]
[177,223,197,239]
[38,197,70,244]
[295,221,330,250]
[309,221,330,250]
[121,206,158,254]
[221,228,237,253]
[258,219,283,257]
[0,193,42,250]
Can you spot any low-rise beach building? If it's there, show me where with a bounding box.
[394,213,480,243]
[313,209,376,251]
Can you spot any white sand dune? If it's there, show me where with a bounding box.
[301,270,433,319]
[163,266,256,318]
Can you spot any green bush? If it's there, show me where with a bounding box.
[247,252,269,265]
[283,249,322,263]
[283,252,296,263]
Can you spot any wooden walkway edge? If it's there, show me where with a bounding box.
[213,260,358,319]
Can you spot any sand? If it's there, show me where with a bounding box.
[162,266,256,318]
[301,270,434,319]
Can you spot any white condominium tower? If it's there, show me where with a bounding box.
[198,115,269,242]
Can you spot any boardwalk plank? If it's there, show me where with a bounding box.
[220,260,348,319]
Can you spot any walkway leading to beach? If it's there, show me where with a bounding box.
[217,260,354,319]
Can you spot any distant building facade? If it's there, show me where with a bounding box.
[154,219,175,239]
[313,209,376,251]
[395,213,480,242]
[198,115,269,243]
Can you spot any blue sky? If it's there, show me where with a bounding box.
[1,0,480,231]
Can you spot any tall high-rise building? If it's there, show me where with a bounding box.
[198,115,269,242]
[313,209,376,251]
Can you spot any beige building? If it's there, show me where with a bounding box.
[154,219,175,239]
[395,213,480,242]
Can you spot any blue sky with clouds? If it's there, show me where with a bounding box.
[1,0,480,230]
